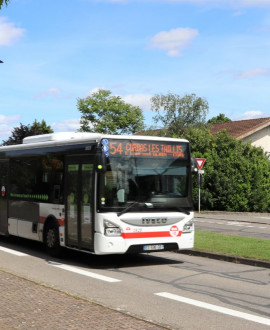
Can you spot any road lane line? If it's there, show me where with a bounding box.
[50,263,121,283]
[0,246,28,256]
[155,292,270,326]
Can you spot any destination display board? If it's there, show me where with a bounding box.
[101,139,188,159]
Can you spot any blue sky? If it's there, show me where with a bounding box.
[0,0,270,141]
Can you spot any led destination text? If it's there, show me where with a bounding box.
[108,141,187,158]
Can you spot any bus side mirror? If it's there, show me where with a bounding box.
[191,157,198,173]
[95,148,107,173]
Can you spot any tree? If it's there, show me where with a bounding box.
[184,128,270,212]
[30,119,53,136]
[151,92,209,136]
[2,119,53,145]
[0,0,10,9]
[77,89,145,135]
[207,113,231,124]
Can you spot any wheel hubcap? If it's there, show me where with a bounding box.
[47,229,55,248]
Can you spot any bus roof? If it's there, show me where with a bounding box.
[0,132,189,151]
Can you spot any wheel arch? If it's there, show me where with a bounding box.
[42,215,59,243]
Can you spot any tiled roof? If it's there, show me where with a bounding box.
[210,117,270,139]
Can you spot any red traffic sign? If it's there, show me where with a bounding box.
[196,158,206,170]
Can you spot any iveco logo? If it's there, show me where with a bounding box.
[142,218,167,225]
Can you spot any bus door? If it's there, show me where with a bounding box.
[0,160,9,235]
[65,157,94,250]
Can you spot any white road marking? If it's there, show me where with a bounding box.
[0,246,28,256]
[50,263,121,283]
[155,292,270,327]
[195,219,268,229]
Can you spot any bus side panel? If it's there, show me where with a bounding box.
[8,218,18,236]
[9,200,40,240]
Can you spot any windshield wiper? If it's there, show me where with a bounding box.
[175,207,190,215]
[117,202,139,217]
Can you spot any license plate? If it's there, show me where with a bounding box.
[143,244,164,251]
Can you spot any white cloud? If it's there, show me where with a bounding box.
[150,27,199,57]
[85,87,106,97]
[0,124,14,142]
[52,119,81,132]
[33,88,62,100]
[0,114,20,124]
[235,111,270,120]
[85,88,152,111]
[0,114,21,142]
[123,94,152,111]
[236,68,270,79]
[0,17,25,46]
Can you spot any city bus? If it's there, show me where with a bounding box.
[0,132,194,256]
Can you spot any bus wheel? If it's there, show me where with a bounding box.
[45,224,62,258]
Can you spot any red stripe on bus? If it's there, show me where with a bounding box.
[58,219,65,226]
[39,217,64,226]
[121,231,182,239]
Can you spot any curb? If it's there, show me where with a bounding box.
[180,249,270,269]
[194,211,270,225]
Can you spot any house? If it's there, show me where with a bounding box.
[210,117,270,157]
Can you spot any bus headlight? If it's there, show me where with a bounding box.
[183,220,194,233]
[104,220,121,237]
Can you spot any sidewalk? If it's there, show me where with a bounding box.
[0,270,166,330]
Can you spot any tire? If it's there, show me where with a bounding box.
[44,223,62,258]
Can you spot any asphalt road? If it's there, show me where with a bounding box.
[194,212,270,239]
[0,236,269,330]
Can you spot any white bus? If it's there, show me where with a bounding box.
[0,132,194,256]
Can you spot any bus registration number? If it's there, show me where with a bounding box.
[143,244,164,251]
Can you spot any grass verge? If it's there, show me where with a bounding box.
[194,230,270,262]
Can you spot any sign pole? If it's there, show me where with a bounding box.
[196,158,206,214]
[198,176,201,213]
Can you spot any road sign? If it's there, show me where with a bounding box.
[196,158,206,170]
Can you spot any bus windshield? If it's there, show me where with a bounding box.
[98,139,192,213]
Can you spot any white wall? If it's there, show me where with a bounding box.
[242,126,270,157]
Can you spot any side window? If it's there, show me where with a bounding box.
[10,156,64,203]
[10,158,37,196]
[42,157,64,203]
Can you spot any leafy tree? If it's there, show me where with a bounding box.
[184,128,270,212]
[30,119,53,136]
[0,0,10,9]
[151,92,209,136]
[207,113,231,124]
[2,119,53,145]
[77,89,145,135]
